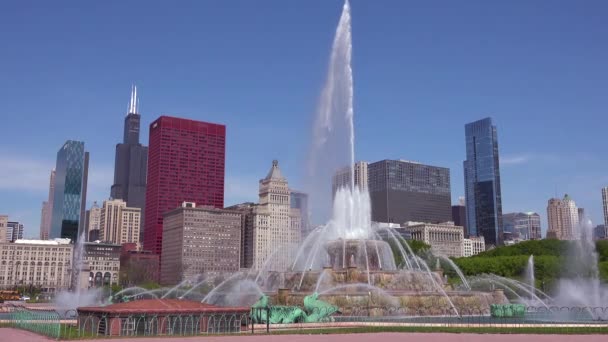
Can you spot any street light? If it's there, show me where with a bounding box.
[368,291,371,317]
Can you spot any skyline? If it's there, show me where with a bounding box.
[1,0,608,237]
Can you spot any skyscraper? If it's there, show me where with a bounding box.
[451,204,467,236]
[40,170,55,240]
[6,221,24,242]
[368,159,451,224]
[50,140,89,242]
[111,86,148,241]
[0,215,8,243]
[161,202,241,285]
[602,187,608,227]
[332,161,368,196]
[547,194,579,240]
[250,160,301,270]
[463,117,503,247]
[99,199,141,246]
[144,116,226,254]
[502,212,541,241]
[40,201,49,240]
[85,201,101,242]
[290,190,310,236]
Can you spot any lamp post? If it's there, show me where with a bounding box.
[368,291,371,317]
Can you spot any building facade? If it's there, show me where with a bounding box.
[0,239,72,292]
[547,194,579,240]
[99,199,141,246]
[0,215,7,243]
[144,116,226,255]
[50,140,89,242]
[290,190,311,237]
[405,221,464,258]
[40,202,50,240]
[502,212,541,241]
[250,160,301,271]
[40,170,56,240]
[332,161,368,195]
[85,202,101,241]
[603,187,608,228]
[6,222,24,242]
[225,202,257,269]
[368,159,451,224]
[451,204,467,237]
[119,243,159,286]
[463,117,503,247]
[160,203,241,285]
[85,241,121,287]
[462,236,486,257]
[110,86,148,243]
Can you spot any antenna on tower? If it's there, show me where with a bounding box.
[128,84,139,115]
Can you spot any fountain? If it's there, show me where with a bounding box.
[194,0,506,318]
[552,218,608,308]
[54,231,103,312]
[525,255,535,298]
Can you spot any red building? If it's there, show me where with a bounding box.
[120,243,160,286]
[144,116,226,254]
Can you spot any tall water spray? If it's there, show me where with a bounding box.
[307,0,358,224]
[554,218,607,307]
[525,255,535,300]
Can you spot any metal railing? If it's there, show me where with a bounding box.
[2,304,607,338]
[1,304,250,339]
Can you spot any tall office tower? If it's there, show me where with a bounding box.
[111,86,148,242]
[225,202,257,269]
[0,215,7,243]
[290,190,311,237]
[332,161,368,195]
[451,204,467,237]
[50,141,89,242]
[144,116,226,254]
[161,202,241,285]
[547,194,579,240]
[40,201,49,239]
[40,170,56,240]
[6,221,24,242]
[368,159,451,224]
[250,160,301,271]
[85,201,101,242]
[463,117,504,247]
[603,187,608,227]
[99,199,141,246]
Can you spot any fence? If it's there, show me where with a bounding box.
[2,304,608,338]
[250,305,608,333]
[1,304,249,339]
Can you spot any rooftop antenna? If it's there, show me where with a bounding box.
[127,84,138,115]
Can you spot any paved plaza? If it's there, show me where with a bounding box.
[1,328,607,342]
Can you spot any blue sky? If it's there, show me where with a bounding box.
[1,0,607,238]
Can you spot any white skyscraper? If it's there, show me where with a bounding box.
[100,199,141,246]
[547,194,579,240]
[332,161,368,196]
[602,187,608,227]
[251,160,301,271]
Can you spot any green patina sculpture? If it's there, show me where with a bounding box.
[251,292,339,324]
[490,304,526,318]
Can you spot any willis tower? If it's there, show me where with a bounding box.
[111,85,148,241]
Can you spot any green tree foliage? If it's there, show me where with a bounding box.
[452,239,608,290]
[384,238,430,268]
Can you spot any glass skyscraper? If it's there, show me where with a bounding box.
[464,118,503,247]
[50,140,89,242]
